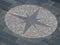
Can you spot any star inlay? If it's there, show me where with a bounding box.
[11,8,50,34]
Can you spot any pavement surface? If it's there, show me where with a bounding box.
[0,0,60,45]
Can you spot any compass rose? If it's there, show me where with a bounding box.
[5,5,57,38]
[11,8,50,34]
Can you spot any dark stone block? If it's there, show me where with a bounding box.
[51,0,60,3]
[15,0,48,6]
[0,31,17,41]
[0,36,18,45]
[56,14,60,17]
[53,3,60,9]
[0,24,5,31]
[35,0,48,5]
[0,13,5,22]
[0,0,12,11]
[15,0,27,4]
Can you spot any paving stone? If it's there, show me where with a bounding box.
[51,0,60,4]
[0,42,8,45]
[0,36,18,45]
[0,24,5,31]
[53,3,60,9]
[33,0,48,5]
[15,0,27,4]
[0,31,18,41]
[0,0,12,11]
[0,14,5,23]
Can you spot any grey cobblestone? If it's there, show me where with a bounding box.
[53,3,60,9]
[0,0,12,11]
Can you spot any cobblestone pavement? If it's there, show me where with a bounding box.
[0,0,60,45]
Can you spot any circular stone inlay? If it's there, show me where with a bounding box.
[5,5,57,38]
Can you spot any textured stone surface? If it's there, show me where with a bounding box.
[0,0,60,45]
[5,5,57,38]
[0,0,12,11]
